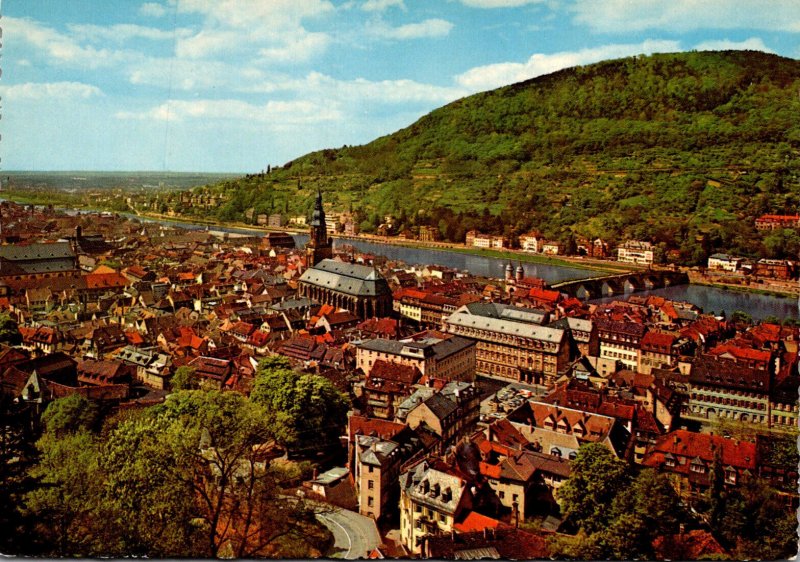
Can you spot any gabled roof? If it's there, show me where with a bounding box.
[298,259,391,297]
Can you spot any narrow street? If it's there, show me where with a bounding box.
[316,507,381,559]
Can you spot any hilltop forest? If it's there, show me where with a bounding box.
[182,50,800,265]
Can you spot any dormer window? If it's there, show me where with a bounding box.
[690,458,706,474]
[724,467,737,485]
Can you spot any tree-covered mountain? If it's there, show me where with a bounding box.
[181,50,800,264]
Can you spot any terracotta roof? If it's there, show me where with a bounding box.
[454,511,510,533]
[348,414,406,441]
[653,529,727,560]
[425,526,551,560]
[641,331,676,352]
[643,430,757,472]
[84,272,129,290]
[368,360,422,385]
[708,343,772,364]
[528,287,561,304]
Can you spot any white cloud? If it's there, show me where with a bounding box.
[258,32,332,63]
[67,23,190,43]
[693,37,774,53]
[2,82,103,101]
[459,0,545,7]
[7,17,133,69]
[116,98,342,125]
[173,0,334,28]
[245,71,466,104]
[140,2,167,17]
[455,40,681,92]
[376,18,454,40]
[572,0,800,33]
[171,0,334,62]
[127,57,262,91]
[362,0,405,12]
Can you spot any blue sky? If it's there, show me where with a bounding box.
[3,0,799,172]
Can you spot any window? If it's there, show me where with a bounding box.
[368,465,374,473]
[367,497,374,507]
[368,480,374,490]
[499,491,505,499]
[690,463,705,474]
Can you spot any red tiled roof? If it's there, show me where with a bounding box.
[641,331,676,352]
[528,287,561,303]
[348,415,406,441]
[709,343,772,364]
[84,272,129,290]
[488,418,529,449]
[454,511,510,533]
[369,360,421,385]
[643,430,757,472]
[653,530,727,560]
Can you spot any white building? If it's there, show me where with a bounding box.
[707,254,742,272]
[617,240,654,266]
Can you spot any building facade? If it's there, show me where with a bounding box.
[445,303,569,385]
[617,240,654,266]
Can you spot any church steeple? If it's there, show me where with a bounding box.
[306,188,333,266]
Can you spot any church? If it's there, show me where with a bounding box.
[297,191,392,319]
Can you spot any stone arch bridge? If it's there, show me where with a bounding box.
[549,269,689,300]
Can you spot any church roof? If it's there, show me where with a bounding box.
[299,259,390,297]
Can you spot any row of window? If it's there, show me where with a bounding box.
[692,393,766,410]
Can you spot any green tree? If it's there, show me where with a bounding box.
[23,431,110,557]
[103,390,328,558]
[557,443,632,533]
[41,394,99,437]
[600,469,685,559]
[0,313,22,346]
[170,366,198,391]
[714,478,798,559]
[251,362,349,455]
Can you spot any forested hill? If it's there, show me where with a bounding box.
[186,50,800,264]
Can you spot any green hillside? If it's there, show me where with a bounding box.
[179,50,800,264]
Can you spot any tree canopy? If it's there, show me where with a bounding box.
[250,358,350,455]
[552,444,687,560]
[18,389,333,558]
[164,51,800,263]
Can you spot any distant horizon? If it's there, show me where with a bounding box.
[2,170,245,175]
[3,1,800,172]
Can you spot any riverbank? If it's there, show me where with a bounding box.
[689,279,797,299]
[131,211,616,274]
[686,270,799,299]
[9,199,799,301]
[334,234,623,274]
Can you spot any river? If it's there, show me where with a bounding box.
[118,213,800,321]
[292,234,799,321]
